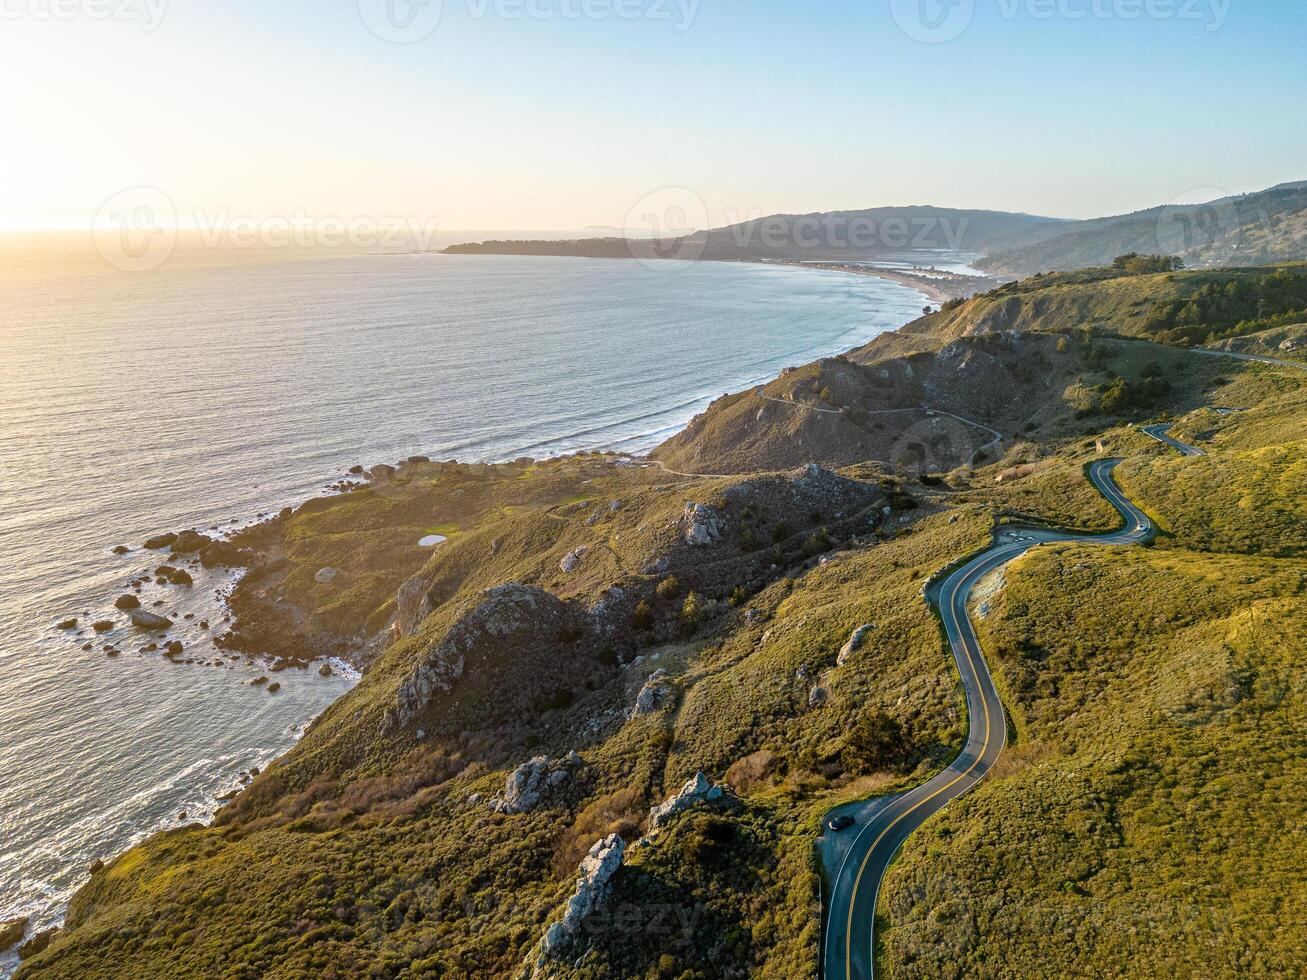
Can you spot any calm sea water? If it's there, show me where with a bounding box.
[0,251,926,965]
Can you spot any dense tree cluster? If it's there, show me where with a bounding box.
[1142,267,1307,345]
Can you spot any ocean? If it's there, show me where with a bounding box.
[0,250,927,966]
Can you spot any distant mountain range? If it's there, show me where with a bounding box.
[445,181,1307,277]
[978,182,1307,276]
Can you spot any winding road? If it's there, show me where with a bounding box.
[820,445,1189,980]
[1142,422,1206,457]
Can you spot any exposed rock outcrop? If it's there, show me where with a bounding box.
[837,624,875,666]
[629,669,674,719]
[559,546,587,573]
[0,916,27,954]
[18,927,58,960]
[649,772,724,830]
[170,530,213,555]
[380,583,574,735]
[682,503,725,546]
[492,752,583,814]
[394,575,434,636]
[536,834,625,966]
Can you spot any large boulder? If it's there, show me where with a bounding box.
[629,669,674,719]
[682,503,725,546]
[559,546,587,574]
[537,834,626,965]
[142,532,177,550]
[649,772,724,830]
[493,753,583,814]
[129,609,173,631]
[1,916,27,954]
[170,530,213,555]
[836,624,875,666]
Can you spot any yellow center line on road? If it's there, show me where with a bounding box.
[835,460,1153,979]
[843,560,998,979]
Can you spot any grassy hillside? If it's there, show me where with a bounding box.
[882,263,1307,349]
[881,545,1306,977]
[19,474,998,978]
[654,330,1244,478]
[18,267,1307,977]
[979,182,1307,276]
[876,392,1307,977]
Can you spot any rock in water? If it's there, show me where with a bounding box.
[114,595,141,611]
[143,532,178,550]
[92,621,115,633]
[57,618,78,631]
[170,530,212,554]
[154,565,192,586]
[129,609,173,631]
[0,917,27,954]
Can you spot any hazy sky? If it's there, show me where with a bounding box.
[2,0,1304,231]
